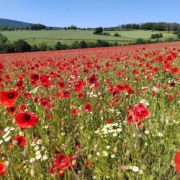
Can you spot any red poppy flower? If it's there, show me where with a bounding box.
[40,75,52,87]
[20,104,27,111]
[86,161,92,167]
[133,103,150,120]
[77,92,84,98]
[71,108,79,115]
[48,165,64,177]
[171,67,179,74]
[175,150,180,175]
[15,112,38,129]
[63,90,71,98]
[84,103,92,113]
[30,73,39,82]
[13,136,27,146]
[40,98,50,108]
[14,80,24,91]
[23,92,32,99]
[58,81,66,89]
[33,96,39,104]
[7,106,18,116]
[74,80,84,92]
[0,89,19,107]
[127,111,141,125]
[88,74,97,84]
[0,162,6,177]
[53,154,70,169]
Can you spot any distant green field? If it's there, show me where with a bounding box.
[1,29,177,46]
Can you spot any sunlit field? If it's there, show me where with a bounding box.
[1,29,177,46]
[1,42,180,179]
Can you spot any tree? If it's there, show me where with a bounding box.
[94,27,103,34]
[71,41,80,49]
[31,44,39,52]
[8,26,15,31]
[13,39,31,52]
[177,33,180,39]
[135,38,146,44]
[80,41,87,48]
[114,32,121,37]
[55,42,63,50]
[0,33,8,43]
[30,24,46,30]
[39,42,47,51]
[151,34,156,39]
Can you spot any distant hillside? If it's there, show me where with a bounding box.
[0,18,63,29]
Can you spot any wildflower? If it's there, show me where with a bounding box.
[132,166,139,172]
[7,106,18,116]
[157,132,163,137]
[53,154,70,169]
[0,89,19,107]
[144,129,149,134]
[4,136,11,142]
[133,103,150,120]
[84,103,92,113]
[15,112,38,129]
[175,150,180,175]
[102,151,108,157]
[30,158,36,163]
[111,154,115,158]
[13,136,27,146]
[0,162,6,177]
[42,154,48,161]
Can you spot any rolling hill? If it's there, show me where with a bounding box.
[0,18,63,29]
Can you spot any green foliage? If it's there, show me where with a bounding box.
[38,42,47,51]
[80,41,88,48]
[54,41,62,50]
[7,26,15,31]
[94,27,103,34]
[67,25,77,30]
[71,41,80,49]
[13,39,31,52]
[177,33,180,39]
[31,44,39,52]
[30,24,46,30]
[135,38,146,44]
[0,33,8,43]
[96,39,110,47]
[114,32,121,37]
[102,32,110,36]
[151,33,163,39]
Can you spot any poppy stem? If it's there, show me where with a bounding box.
[69,164,79,180]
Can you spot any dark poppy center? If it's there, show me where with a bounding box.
[90,78,95,83]
[10,107,15,112]
[33,75,39,79]
[17,139,22,145]
[8,93,15,99]
[24,114,31,120]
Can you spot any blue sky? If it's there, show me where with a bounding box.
[0,0,179,28]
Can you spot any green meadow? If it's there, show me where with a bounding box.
[1,29,177,46]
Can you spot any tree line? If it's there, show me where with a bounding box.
[0,24,53,31]
[120,22,180,32]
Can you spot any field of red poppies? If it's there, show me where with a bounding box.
[0,41,180,179]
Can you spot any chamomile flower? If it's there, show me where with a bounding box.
[132,166,139,172]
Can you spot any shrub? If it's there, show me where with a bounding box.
[114,32,121,37]
[13,39,31,52]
